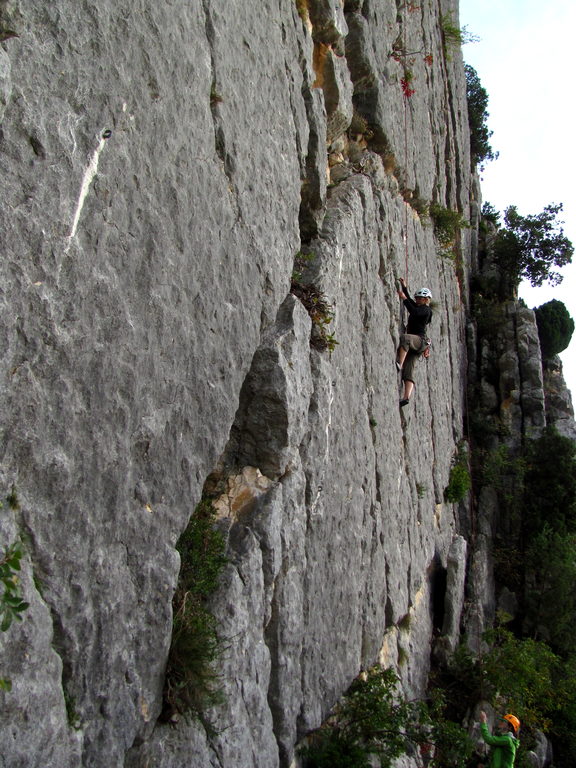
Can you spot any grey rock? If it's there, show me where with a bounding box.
[532,730,554,768]
[440,535,467,654]
[544,356,576,439]
[307,0,348,45]
[0,47,11,123]
[3,0,566,767]
[329,161,353,184]
[322,47,354,142]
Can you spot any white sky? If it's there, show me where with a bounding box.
[459,0,576,396]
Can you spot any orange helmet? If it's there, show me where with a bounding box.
[502,714,520,733]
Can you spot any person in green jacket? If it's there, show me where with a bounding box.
[479,710,520,768]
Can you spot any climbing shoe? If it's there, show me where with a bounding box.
[399,398,409,408]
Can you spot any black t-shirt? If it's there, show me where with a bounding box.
[404,295,432,337]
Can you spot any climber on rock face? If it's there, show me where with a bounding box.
[395,278,432,408]
[479,710,520,768]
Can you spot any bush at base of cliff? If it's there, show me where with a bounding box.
[299,666,473,768]
[299,731,372,768]
[162,500,227,720]
[444,625,576,764]
[534,298,575,358]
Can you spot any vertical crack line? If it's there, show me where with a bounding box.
[202,0,240,218]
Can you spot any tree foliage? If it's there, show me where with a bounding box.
[465,64,498,168]
[515,427,576,658]
[522,426,576,539]
[0,540,29,633]
[493,203,573,288]
[449,627,567,735]
[524,527,576,655]
[534,298,575,358]
[299,666,473,768]
[481,627,565,731]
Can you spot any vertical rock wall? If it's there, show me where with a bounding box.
[0,1,475,766]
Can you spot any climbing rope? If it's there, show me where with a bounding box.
[401,0,411,309]
[403,94,409,283]
[401,0,411,285]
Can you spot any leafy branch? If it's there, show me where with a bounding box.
[1,541,29,633]
[0,539,30,692]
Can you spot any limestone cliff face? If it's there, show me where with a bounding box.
[543,356,576,440]
[1,1,563,767]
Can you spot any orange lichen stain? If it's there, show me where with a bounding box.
[312,42,332,89]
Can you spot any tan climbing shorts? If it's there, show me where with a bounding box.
[400,334,427,382]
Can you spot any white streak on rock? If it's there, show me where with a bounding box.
[67,133,107,241]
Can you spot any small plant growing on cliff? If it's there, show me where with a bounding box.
[163,499,227,720]
[0,540,29,633]
[444,443,471,503]
[63,689,82,730]
[290,260,339,353]
[0,488,29,691]
[0,538,29,692]
[400,73,416,98]
[291,251,315,283]
[295,0,310,25]
[210,83,223,106]
[441,14,479,59]
[429,203,469,258]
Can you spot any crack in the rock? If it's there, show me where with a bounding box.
[201,0,241,220]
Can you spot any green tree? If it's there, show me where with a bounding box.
[549,655,576,768]
[516,427,576,658]
[300,667,473,768]
[534,298,575,357]
[522,426,576,539]
[450,629,576,767]
[481,201,500,226]
[493,203,573,288]
[465,65,498,169]
[524,527,576,655]
[451,627,564,732]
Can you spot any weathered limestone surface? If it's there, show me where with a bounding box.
[543,356,576,440]
[0,0,489,766]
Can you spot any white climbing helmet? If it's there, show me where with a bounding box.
[415,287,432,299]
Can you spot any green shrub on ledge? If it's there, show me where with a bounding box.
[444,444,471,503]
[163,499,227,720]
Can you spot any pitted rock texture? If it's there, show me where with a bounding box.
[1,0,486,766]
